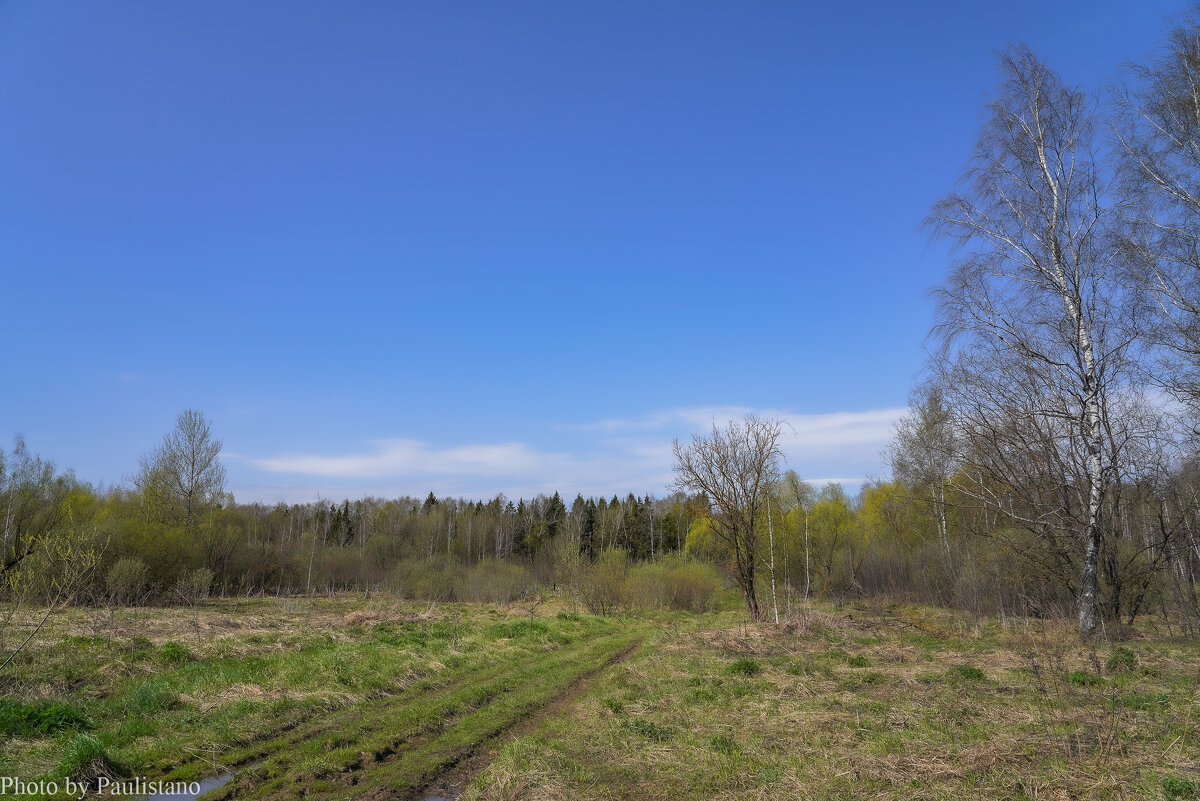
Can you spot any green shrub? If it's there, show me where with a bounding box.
[461,560,533,604]
[948,665,986,681]
[1107,646,1139,672]
[663,558,722,612]
[54,734,127,782]
[625,562,669,608]
[127,680,179,715]
[847,655,870,668]
[1163,776,1200,799]
[580,548,629,615]
[729,658,761,677]
[106,557,149,605]
[389,557,462,601]
[0,699,89,737]
[1067,670,1101,687]
[159,641,195,664]
[173,567,214,604]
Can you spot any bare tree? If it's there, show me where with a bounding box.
[672,415,784,620]
[1112,9,1200,425]
[136,409,227,531]
[928,45,1136,635]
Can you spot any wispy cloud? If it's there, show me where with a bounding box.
[231,405,905,502]
[247,439,564,478]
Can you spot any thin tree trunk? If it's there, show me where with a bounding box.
[768,498,779,624]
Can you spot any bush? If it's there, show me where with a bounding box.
[389,557,462,601]
[54,734,126,783]
[1068,670,1101,687]
[729,658,761,677]
[572,553,722,613]
[1107,646,1139,672]
[663,559,722,612]
[580,548,629,615]
[1163,776,1200,800]
[159,641,195,664]
[948,665,986,682]
[625,562,669,608]
[0,699,89,737]
[106,558,149,605]
[461,560,534,604]
[173,567,213,604]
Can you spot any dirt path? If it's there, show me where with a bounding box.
[404,637,643,801]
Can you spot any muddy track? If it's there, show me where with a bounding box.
[216,642,567,777]
[211,634,642,800]
[400,637,643,801]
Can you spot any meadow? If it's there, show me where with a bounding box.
[1,596,1197,800]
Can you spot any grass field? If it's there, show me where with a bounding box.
[1,597,1198,800]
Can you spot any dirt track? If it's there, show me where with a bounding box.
[403,638,644,801]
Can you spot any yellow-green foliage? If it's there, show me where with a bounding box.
[581,548,629,614]
[462,559,535,603]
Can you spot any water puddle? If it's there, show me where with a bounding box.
[137,762,262,801]
[142,772,234,801]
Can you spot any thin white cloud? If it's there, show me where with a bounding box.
[559,406,754,432]
[247,439,566,478]
[568,406,904,442]
[233,406,904,502]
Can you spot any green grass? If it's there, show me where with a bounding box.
[3,598,1199,801]
[457,604,1200,801]
[0,699,89,737]
[947,664,986,682]
[0,597,642,800]
[727,657,761,676]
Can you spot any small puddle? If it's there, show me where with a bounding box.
[138,762,262,801]
[143,772,234,801]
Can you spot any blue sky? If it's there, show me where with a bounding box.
[0,1,1188,502]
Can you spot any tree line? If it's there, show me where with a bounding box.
[0,411,711,612]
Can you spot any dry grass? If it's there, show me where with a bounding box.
[462,603,1200,801]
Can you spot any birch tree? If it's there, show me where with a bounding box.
[1113,9,1200,425]
[889,385,957,566]
[928,45,1135,635]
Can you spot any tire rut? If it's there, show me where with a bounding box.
[401,637,643,801]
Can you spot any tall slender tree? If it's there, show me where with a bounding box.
[927,46,1135,635]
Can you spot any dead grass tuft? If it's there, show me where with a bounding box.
[340,610,382,626]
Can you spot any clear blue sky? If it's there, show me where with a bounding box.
[0,1,1188,502]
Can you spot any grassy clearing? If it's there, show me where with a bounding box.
[0,597,643,800]
[462,602,1200,801]
[3,597,1199,800]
